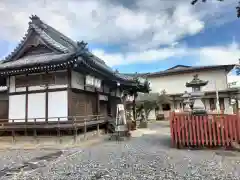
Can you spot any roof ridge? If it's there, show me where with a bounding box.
[2,15,76,62]
[30,15,78,49]
[30,23,69,53]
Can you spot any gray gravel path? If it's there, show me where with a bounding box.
[1,121,240,180]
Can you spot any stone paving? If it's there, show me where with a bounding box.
[0,121,240,180]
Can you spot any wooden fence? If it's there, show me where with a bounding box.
[170,112,240,148]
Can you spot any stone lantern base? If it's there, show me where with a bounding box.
[192,99,207,115]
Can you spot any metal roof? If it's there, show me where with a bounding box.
[124,64,236,78]
[147,64,236,77]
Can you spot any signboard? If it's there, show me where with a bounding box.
[86,75,94,86]
[85,75,101,88]
[94,78,101,89]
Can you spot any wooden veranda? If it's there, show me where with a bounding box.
[0,115,112,142]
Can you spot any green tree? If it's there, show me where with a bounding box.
[136,92,171,121]
[191,0,240,18]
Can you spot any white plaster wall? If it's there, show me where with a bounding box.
[48,84,67,89]
[28,86,46,91]
[71,71,84,89]
[149,69,228,94]
[48,91,68,121]
[9,95,26,122]
[16,87,26,92]
[9,76,15,93]
[28,93,46,122]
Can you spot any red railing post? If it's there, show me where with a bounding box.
[203,116,208,146]
[192,116,197,146]
[170,112,175,147]
[208,116,213,147]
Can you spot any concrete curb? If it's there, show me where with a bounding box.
[0,135,108,150]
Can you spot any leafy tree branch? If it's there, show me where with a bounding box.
[191,0,240,18]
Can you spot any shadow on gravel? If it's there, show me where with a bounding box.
[142,134,172,149]
[0,151,63,178]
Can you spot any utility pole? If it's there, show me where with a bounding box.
[215,80,221,113]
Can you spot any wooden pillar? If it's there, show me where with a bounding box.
[67,69,72,119]
[45,72,49,122]
[25,74,28,123]
[96,92,100,115]
[25,75,28,136]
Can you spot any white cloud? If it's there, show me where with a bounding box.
[0,0,234,50]
[0,0,238,68]
[93,47,187,67]
[196,42,240,65]
[92,42,240,67]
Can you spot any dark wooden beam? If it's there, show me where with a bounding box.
[96,92,100,115]
[25,74,28,123]
[9,87,68,95]
[67,68,72,117]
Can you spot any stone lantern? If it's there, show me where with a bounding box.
[182,91,191,112]
[186,74,208,115]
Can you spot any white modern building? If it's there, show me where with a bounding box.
[144,64,239,119]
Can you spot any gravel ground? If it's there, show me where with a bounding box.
[1,121,240,180]
[0,149,58,171]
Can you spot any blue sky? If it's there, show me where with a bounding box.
[0,0,240,80]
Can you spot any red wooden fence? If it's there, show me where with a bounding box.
[170,112,240,148]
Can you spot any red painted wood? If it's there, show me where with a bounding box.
[196,116,201,146]
[176,115,181,145]
[199,116,205,146]
[189,116,193,146]
[216,116,221,146]
[208,116,213,147]
[237,115,240,142]
[185,115,189,146]
[224,116,230,147]
[232,115,238,142]
[170,112,175,146]
[192,116,197,146]
[220,116,225,146]
[174,116,178,146]
[170,113,240,149]
[211,115,217,146]
[203,116,208,146]
[180,115,185,145]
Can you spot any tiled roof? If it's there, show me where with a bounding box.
[30,23,70,53]
[0,53,74,70]
[125,64,236,78]
[0,15,148,89]
[147,64,236,77]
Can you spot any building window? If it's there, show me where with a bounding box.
[210,98,215,110]
[179,102,182,109]
[219,98,225,110]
